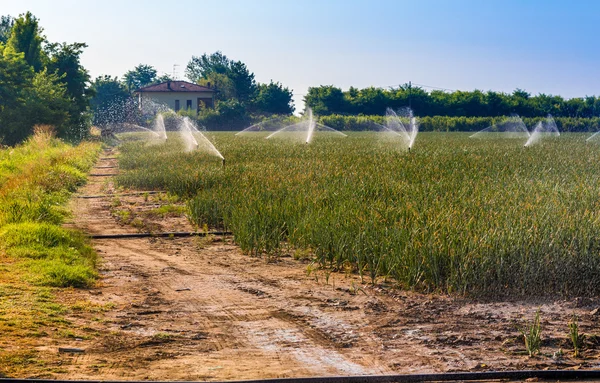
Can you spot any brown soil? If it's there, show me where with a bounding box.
[50,149,600,380]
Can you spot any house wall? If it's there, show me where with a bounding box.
[139,91,215,112]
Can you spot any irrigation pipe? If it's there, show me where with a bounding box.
[2,370,600,383]
[90,231,232,239]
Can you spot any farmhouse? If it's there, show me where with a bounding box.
[136,80,216,113]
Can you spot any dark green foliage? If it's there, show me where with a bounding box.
[0,12,93,144]
[45,42,93,141]
[186,51,257,103]
[253,81,294,115]
[155,73,173,83]
[185,51,231,82]
[0,47,70,145]
[123,64,157,92]
[197,99,250,130]
[90,75,130,126]
[305,84,600,118]
[6,12,45,72]
[305,85,346,115]
[0,15,14,44]
[0,45,33,109]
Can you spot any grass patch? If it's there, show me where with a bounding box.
[145,204,186,218]
[0,129,102,376]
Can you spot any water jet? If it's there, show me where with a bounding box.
[383,107,419,151]
[470,115,529,139]
[524,114,560,147]
[265,107,347,142]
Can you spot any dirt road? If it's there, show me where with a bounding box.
[54,150,600,380]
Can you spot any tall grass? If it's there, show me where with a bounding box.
[0,127,101,287]
[117,132,600,297]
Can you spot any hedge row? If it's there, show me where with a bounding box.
[319,115,600,132]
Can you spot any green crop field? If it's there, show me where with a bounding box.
[117,132,600,298]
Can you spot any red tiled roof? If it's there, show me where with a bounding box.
[136,81,215,93]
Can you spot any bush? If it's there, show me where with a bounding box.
[197,99,251,130]
[319,115,600,132]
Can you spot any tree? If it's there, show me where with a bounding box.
[486,91,510,116]
[254,81,294,115]
[0,45,69,144]
[352,87,387,115]
[46,42,93,138]
[90,75,130,126]
[198,72,235,101]
[0,15,14,44]
[185,51,230,82]
[304,86,346,115]
[185,51,257,102]
[0,44,33,110]
[227,60,257,102]
[156,73,173,83]
[6,12,45,71]
[0,12,93,144]
[23,69,71,138]
[197,99,250,131]
[123,64,157,92]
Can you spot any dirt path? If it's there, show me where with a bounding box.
[55,149,600,380]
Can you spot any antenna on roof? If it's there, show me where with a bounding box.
[172,64,180,80]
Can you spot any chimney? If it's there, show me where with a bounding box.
[207,82,211,88]
[167,80,171,90]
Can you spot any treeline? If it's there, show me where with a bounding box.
[92,52,295,131]
[305,85,600,118]
[0,13,91,145]
[320,115,600,132]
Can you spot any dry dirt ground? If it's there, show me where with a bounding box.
[47,149,600,380]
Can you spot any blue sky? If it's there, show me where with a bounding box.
[3,0,600,111]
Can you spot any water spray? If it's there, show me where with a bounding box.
[384,108,419,152]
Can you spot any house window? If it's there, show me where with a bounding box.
[175,100,180,111]
[186,100,192,110]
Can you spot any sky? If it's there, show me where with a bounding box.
[3,0,600,112]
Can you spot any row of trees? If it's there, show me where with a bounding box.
[305,85,600,118]
[91,52,295,130]
[0,13,91,145]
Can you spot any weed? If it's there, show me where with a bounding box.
[568,314,585,357]
[520,309,542,357]
[193,234,214,249]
